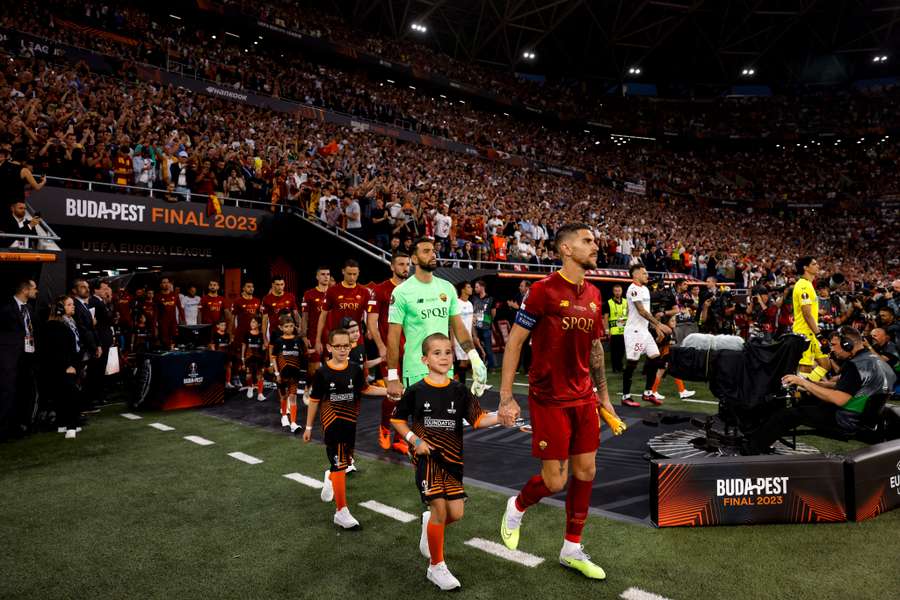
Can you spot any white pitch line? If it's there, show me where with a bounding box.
[681,398,718,405]
[228,451,263,465]
[283,472,324,489]
[148,423,175,431]
[463,538,544,568]
[120,413,143,420]
[183,435,215,446]
[620,587,674,600]
[512,382,529,387]
[359,500,417,523]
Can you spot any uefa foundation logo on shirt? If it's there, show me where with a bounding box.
[183,362,204,386]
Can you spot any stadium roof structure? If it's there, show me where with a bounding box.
[343,0,900,87]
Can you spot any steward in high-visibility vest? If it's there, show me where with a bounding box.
[606,286,627,372]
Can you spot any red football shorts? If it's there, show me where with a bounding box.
[528,398,600,460]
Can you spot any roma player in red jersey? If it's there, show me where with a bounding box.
[497,223,625,581]
[140,289,158,342]
[301,266,331,375]
[261,274,300,344]
[228,281,262,341]
[367,251,411,452]
[114,286,133,330]
[156,277,185,349]
[198,280,226,325]
[314,259,370,356]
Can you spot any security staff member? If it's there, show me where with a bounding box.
[747,327,896,454]
[603,284,627,372]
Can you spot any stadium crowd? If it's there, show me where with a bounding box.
[0,0,897,291]
[3,0,900,179]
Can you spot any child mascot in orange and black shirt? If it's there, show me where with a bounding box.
[270,314,307,433]
[391,332,500,592]
[303,328,386,530]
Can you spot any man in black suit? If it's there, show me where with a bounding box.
[87,280,114,406]
[0,279,37,440]
[1,201,42,247]
[71,279,100,411]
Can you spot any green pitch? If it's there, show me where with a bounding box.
[2,374,895,600]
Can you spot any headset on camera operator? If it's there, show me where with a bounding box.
[746,327,897,454]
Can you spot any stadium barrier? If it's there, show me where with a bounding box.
[844,439,900,522]
[651,438,900,526]
[650,455,846,527]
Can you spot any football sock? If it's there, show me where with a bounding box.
[516,474,553,511]
[675,379,686,393]
[289,399,297,423]
[331,470,347,510]
[564,476,592,544]
[651,374,662,393]
[645,369,657,393]
[280,397,287,416]
[455,363,469,386]
[809,366,828,382]
[380,398,395,429]
[257,378,264,394]
[622,361,637,396]
[225,364,232,383]
[427,522,445,565]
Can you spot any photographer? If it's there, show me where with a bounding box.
[747,286,779,337]
[698,291,738,335]
[746,327,897,454]
[865,329,900,392]
[816,281,839,338]
[875,307,900,347]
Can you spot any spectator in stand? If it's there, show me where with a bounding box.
[194,159,218,198]
[370,197,390,249]
[433,202,452,249]
[225,168,247,199]
[132,146,155,190]
[2,201,43,247]
[170,151,195,202]
[344,194,362,234]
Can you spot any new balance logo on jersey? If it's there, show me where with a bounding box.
[447,401,456,415]
[423,402,431,412]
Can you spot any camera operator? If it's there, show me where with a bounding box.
[865,329,900,392]
[875,307,900,347]
[698,291,738,335]
[746,327,897,454]
[673,281,699,344]
[816,281,840,338]
[747,286,779,338]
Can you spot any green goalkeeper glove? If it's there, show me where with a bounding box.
[468,349,487,397]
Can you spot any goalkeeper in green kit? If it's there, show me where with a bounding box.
[386,238,488,402]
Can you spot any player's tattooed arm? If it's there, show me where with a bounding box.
[590,338,608,400]
[450,314,475,352]
[633,301,662,328]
